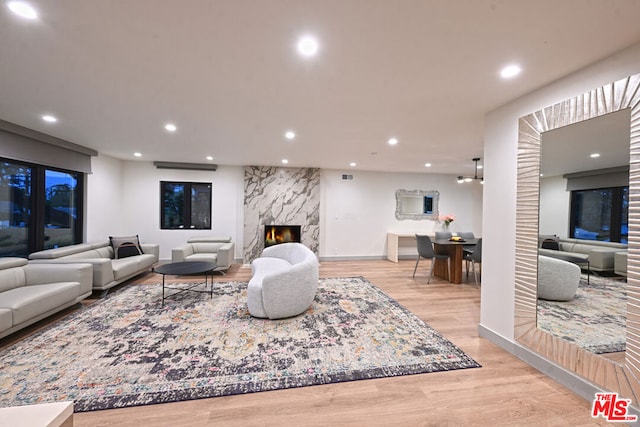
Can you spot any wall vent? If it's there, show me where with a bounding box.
[342,174,353,180]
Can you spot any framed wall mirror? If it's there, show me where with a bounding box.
[515,73,640,405]
[395,189,439,221]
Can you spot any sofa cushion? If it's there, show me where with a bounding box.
[0,265,26,293]
[0,283,80,325]
[28,244,94,260]
[185,253,218,263]
[0,308,12,332]
[109,235,143,259]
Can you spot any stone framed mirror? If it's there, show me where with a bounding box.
[515,73,640,404]
[395,189,439,221]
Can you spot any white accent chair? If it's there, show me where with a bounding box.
[537,255,581,301]
[248,243,319,319]
[171,237,235,274]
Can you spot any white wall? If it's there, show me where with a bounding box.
[87,158,244,260]
[86,158,483,262]
[539,175,570,238]
[86,154,124,241]
[320,169,483,259]
[481,42,640,341]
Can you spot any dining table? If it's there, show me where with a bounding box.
[432,238,479,284]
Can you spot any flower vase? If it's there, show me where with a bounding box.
[442,223,450,232]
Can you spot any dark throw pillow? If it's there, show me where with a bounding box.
[109,235,143,259]
[541,239,560,251]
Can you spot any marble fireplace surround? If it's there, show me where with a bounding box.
[243,166,320,263]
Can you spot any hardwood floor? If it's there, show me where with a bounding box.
[3,260,612,426]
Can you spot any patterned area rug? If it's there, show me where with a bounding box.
[0,277,480,412]
[537,275,626,354]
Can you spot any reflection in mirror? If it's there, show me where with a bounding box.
[537,110,630,361]
[395,189,439,221]
[515,73,640,406]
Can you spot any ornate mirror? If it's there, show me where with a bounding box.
[515,74,640,404]
[395,189,439,221]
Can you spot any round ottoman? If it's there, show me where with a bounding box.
[537,255,581,301]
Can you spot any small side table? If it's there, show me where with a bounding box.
[153,261,217,306]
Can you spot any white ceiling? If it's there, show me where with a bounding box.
[2,1,640,176]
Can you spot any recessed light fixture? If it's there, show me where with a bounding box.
[297,35,319,57]
[500,64,521,79]
[164,123,177,132]
[7,1,38,20]
[281,159,289,164]
[206,156,213,161]
[349,162,357,167]
[134,152,142,157]
[42,115,57,123]
[388,137,398,146]
[590,153,601,158]
[424,163,432,168]
[285,131,296,140]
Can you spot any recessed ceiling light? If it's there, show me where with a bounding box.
[500,64,521,79]
[349,162,357,167]
[281,159,289,164]
[134,152,142,157]
[206,156,213,161]
[388,137,398,146]
[297,35,319,57]
[7,1,38,20]
[590,153,601,158]
[164,123,177,132]
[424,163,432,168]
[285,131,296,140]
[42,115,57,123]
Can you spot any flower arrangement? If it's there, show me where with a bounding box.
[440,214,455,227]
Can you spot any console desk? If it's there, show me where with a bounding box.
[386,232,420,262]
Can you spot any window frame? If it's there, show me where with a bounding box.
[160,181,212,230]
[0,157,84,257]
[569,185,628,243]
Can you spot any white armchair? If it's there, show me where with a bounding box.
[171,236,235,273]
[248,243,319,319]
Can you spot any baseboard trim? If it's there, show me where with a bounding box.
[477,324,640,419]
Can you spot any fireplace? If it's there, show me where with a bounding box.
[264,225,301,247]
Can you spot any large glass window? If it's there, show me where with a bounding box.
[0,162,31,256]
[161,181,211,229]
[570,186,628,243]
[0,158,84,257]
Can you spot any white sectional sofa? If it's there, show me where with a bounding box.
[248,242,319,319]
[539,236,627,273]
[0,257,93,339]
[28,239,159,292]
[171,236,235,273]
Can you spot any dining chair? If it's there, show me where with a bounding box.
[413,234,450,283]
[456,231,475,239]
[434,231,452,241]
[463,238,482,286]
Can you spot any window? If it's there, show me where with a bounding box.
[570,186,628,243]
[0,158,83,257]
[161,181,212,229]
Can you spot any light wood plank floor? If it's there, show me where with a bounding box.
[2,260,612,426]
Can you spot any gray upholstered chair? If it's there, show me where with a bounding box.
[537,255,581,301]
[434,231,452,241]
[456,231,475,239]
[463,238,482,286]
[413,234,450,283]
